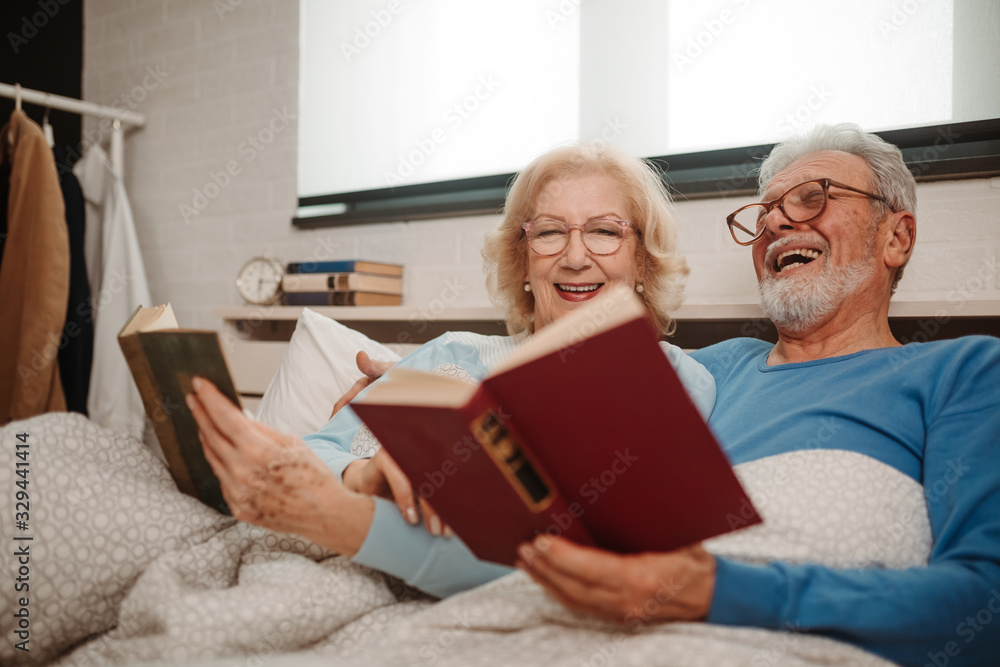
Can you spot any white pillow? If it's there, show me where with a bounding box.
[254,308,401,436]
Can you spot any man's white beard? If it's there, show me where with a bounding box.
[758,249,875,334]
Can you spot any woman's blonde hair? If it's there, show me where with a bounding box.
[482,142,688,336]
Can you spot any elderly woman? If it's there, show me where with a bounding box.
[188,142,714,598]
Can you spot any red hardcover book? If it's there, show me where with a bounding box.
[351,287,760,565]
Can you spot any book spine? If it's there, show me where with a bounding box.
[138,331,236,515]
[283,292,402,306]
[461,389,596,549]
[328,273,402,294]
[286,260,403,276]
[333,291,402,306]
[118,333,198,498]
[281,273,328,292]
[469,406,554,513]
[282,272,402,294]
[353,261,403,276]
[282,292,333,306]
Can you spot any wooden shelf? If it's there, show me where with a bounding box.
[215,305,504,322]
[216,305,507,345]
[217,301,1000,390]
[216,300,1000,324]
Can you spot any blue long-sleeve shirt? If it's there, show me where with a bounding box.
[691,336,1000,667]
[303,331,717,598]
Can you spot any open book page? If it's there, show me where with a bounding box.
[489,285,647,375]
[119,303,179,336]
[360,368,477,407]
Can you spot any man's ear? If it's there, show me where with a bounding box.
[883,211,916,269]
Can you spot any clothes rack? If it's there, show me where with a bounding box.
[0,81,145,176]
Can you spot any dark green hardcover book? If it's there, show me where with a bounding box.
[118,304,236,515]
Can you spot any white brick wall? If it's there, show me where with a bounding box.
[81,0,1000,331]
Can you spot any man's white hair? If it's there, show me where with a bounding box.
[757,123,916,292]
[759,123,917,217]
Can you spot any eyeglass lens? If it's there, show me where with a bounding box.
[729,181,827,244]
[526,219,626,256]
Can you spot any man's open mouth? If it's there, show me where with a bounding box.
[775,248,822,273]
[556,283,602,293]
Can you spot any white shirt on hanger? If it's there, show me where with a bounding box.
[74,143,152,438]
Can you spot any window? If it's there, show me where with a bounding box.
[297,0,1000,227]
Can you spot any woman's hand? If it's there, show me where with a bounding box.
[516,536,716,625]
[187,377,374,556]
[331,350,451,537]
[330,350,398,418]
[343,449,451,537]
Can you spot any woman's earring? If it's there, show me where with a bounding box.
[524,282,532,292]
[635,283,644,294]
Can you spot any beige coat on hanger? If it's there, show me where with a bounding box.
[0,109,69,422]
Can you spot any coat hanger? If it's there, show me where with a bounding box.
[42,95,54,148]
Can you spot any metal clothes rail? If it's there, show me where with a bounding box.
[0,81,146,175]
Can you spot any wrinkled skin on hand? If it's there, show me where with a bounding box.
[517,536,716,625]
[188,377,373,555]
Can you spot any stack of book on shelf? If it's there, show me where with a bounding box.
[280,260,403,306]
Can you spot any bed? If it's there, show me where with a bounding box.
[0,310,908,666]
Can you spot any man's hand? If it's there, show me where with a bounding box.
[187,377,374,556]
[330,350,397,417]
[516,536,716,625]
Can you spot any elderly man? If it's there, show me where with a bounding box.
[518,124,1000,667]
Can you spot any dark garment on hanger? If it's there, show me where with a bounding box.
[55,147,93,415]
